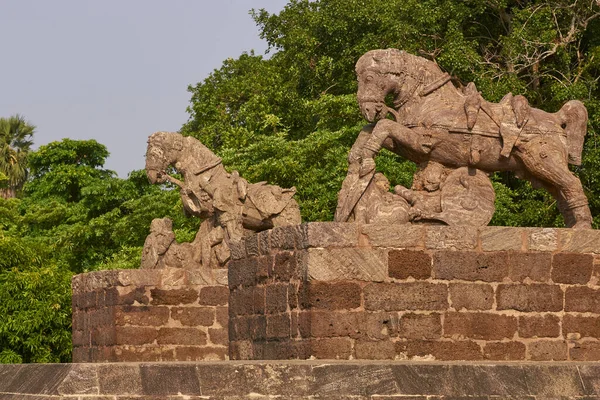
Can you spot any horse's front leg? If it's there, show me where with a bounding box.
[517,137,592,229]
[360,119,429,175]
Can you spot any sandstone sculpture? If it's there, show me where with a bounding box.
[141,132,301,269]
[336,49,592,229]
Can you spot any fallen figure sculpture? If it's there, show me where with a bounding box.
[336,48,592,228]
[141,131,301,269]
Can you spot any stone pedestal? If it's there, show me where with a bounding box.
[2,361,600,398]
[71,268,228,362]
[228,223,600,361]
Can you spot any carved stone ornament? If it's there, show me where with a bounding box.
[141,132,301,269]
[336,49,593,229]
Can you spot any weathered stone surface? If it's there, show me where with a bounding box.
[449,283,494,311]
[496,284,563,312]
[518,314,561,338]
[398,313,442,339]
[563,314,600,339]
[443,312,517,340]
[425,226,478,250]
[307,222,359,248]
[508,251,552,282]
[364,282,448,311]
[304,281,362,310]
[150,288,198,305]
[171,307,215,326]
[483,341,526,360]
[114,306,169,326]
[433,251,509,282]
[307,247,387,282]
[1,361,600,398]
[361,224,425,248]
[388,249,432,280]
[551,252,594,284]
[565,286,600,313]
[527,228,558,251]
[528,340,568,361]
[559,228,600,253]
[480,226,524,251]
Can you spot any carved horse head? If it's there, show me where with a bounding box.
[356,49,449,122]
[145,131,222,184]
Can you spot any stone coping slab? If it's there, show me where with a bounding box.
[1,361,600,398]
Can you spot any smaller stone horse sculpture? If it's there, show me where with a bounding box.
[142,132,301,269]
[336,49,592,228]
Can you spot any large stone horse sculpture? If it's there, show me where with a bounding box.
[141,132,301,269]
[336,49,592,229]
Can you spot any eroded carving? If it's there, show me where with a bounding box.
[336,49,592,228]
[142,132,301,269]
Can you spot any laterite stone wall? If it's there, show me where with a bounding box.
[228,223,600,361]
[72,268,229,362]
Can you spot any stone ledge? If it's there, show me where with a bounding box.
[1,361,599,398]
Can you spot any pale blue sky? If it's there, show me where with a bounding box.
[0,0,288,176]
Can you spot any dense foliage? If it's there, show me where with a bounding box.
[2,0,600,363]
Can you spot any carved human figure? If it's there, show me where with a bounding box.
[142,132,301,269]
[336,48,592,229]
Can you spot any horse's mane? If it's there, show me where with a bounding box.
[356,49,444,82]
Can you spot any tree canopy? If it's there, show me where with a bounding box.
[0,115,35,199]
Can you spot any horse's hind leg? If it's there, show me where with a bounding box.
[517,138,592,229]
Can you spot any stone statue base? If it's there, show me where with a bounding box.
[229,223,600,361]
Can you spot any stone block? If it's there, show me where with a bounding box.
[507,251,552,282]
[273,251,299,281]
[425,226,478,250]
[228,239,246,260]
[570,341,600,361]
[253,286,266,315]
[105,286,149,306]
[208,327,229,346]
[171,307,215,327]
[443,312,517,340]
[266,313,291,339]
[215,306,228,327]
[139,364,201,395]
[97,364,143,395]
[551,253,594,284]
[479,226,524,251]
[304,281,362,310]
[527,228,558,251]
[402,340,482,360]
[559,228,600,253]
[175,346,228,361]
[563,315,600,339]
[115,326,157,346]
[565,286,600,313]
[309,337,353,359]
[398,313,442,339]
[388,250,432,280]
[307,222,359,248]
[361,224,425,248]
[364,282,448,311]
[527,340,568,361]
[309,310,365,338]
[245,234,260,257]
[433,251,509,282]
[150,288,198,305]
[307,248,387,282]
[114,306,169,326]
[354,340,395,359]
[364,312,401,339]
[256,255,272,283]
[449,283,494,311]
[518,314,560,338]
[228,258,257,288]
[117,270,161,287]
[270,225,305,250]
[156,328,207,345]
[483,341,526,360]
[265,284,288,314]
[199,286,229,306]
[159,268,187,287]
[496,284,563,312]
[229,286,254,315]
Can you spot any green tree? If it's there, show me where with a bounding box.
[0,115,35,199]
[184,0,600,227]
